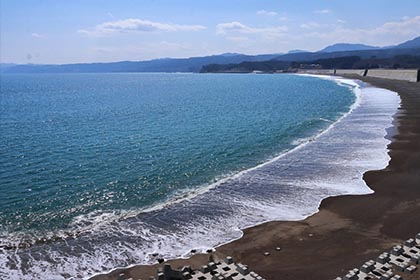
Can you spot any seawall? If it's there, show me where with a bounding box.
[297,69,419,82]
[335,69,367,77]
[366,69,419,82]
[297,69,335,75]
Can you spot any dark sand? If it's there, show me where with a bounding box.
[92,77,420,280]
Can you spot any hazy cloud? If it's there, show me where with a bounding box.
[79,18,206,36]
[314,9,331,14]
[216,21,288,39]
[256,10,278,16]
[300,22,321,29]
[373,15,420,35]
[301,16,420,47]
[31,32,46,39]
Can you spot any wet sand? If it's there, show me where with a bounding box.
[91,76,420,280]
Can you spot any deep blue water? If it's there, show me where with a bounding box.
[0,73,354,234]
[3,73,402,280]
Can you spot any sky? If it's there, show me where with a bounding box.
[1,0,420,64]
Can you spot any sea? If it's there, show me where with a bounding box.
[0,73,400,279]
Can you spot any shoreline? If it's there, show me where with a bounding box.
[91,76,420,280]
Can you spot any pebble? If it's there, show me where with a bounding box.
[264,252,270,256]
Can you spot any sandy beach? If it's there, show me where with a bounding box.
[91,76,420,280]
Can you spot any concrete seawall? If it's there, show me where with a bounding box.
[298,69,335,75]
[335,69,367,77]
[296,69,419,82]
[366,69,419,82]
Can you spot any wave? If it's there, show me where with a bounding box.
[0,75,400,280]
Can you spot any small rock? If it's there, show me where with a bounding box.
[190,249,197,253]
[275,247,281,251]
[157,258,165,264]
[264,252,270,256]
[309,233,314,237]
[206,249,213,253]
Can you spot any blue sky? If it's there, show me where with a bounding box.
[1,0,420,64]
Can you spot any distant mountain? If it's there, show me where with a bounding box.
[271,47,420,62]
[287,49,309,54]
[200,53,420,73]
[395,36,420,49]
[319,43,379,53]
[4,53,280,74]
[4,36,420,74]
[219,52,244,57]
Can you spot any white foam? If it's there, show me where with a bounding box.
[0,75,401,280]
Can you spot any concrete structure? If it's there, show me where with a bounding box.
[150,257,265,280]
[335,69,367,77]
[296,68,420,82]
[297,69,335,75]
[366,69,419,82]
[335,233,420,280]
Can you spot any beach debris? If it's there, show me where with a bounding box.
[275,247,281,251]
[263,251,270,256]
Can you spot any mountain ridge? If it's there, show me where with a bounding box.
[319,43,379,53]
[4,36,420,73]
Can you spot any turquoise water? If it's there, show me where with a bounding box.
[0,73,354,234]
[3,73,399,279]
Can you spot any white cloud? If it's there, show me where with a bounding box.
[216,21,287,39]
[337,19,347,24]
[373,15,420,35]
[256,10,278,16]
[314,9,331,14]
[79,18,206,36]
[300,22,321,29]
[225,36,250,42]
[31,32,46,39]
[300,16,420,48]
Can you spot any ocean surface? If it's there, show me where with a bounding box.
[0,73,399,279]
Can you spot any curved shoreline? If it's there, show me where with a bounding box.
[91,76,420,280]
[215,76,420,280]
[88,75,369,279]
